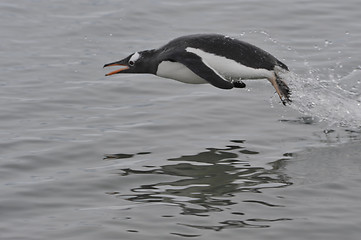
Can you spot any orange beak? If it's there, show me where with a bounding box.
[103,62,129,76]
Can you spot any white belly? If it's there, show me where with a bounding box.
[156,48,274,85]
[156,61,207,84]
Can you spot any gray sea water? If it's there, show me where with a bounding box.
[1,0,361,239]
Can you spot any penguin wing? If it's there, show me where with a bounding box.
[168,51,234,89]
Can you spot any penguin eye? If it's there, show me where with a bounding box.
[129,60,135,66]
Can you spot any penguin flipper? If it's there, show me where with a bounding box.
[169,52,234,89]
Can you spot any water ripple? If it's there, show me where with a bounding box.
[105,140,292,231]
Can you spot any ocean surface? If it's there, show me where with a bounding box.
[1,0,361,239]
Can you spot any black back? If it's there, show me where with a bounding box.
[156,34,288,71]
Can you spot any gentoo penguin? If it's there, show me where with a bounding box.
[104,34,291,104]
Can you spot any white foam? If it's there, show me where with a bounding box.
[281,70,361,128]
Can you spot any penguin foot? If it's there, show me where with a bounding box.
[233,80,246,88]
[276,78,292,105]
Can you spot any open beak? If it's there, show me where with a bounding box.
[103,61,129,76]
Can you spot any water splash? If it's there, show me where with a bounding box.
[281,69,361,129]
[238,30,361,129]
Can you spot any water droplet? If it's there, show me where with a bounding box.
[324,129,334,134]
[324,40,332,47]
[313,44,321,50]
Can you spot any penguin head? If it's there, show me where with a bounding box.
[104,50,156,76]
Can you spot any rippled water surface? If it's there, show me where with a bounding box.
[1,0,361,239]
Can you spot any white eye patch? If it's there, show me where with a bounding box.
[129,52,140,63]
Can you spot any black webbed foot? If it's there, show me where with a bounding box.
[233,80,246,88]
